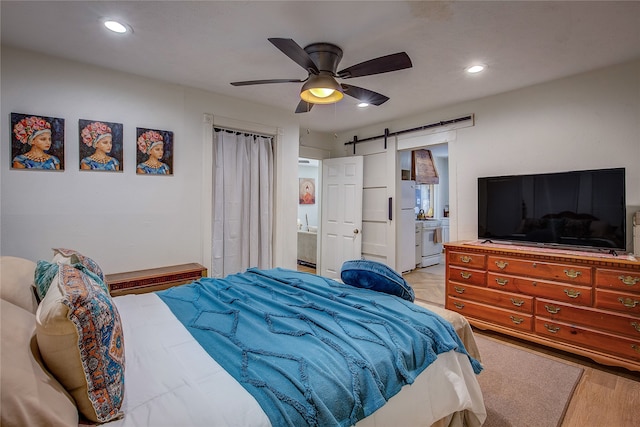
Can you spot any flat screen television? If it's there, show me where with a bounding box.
[478,168,626,252]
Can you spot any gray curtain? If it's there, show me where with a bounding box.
[212,128,273,277]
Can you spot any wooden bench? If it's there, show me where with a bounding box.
[107,263,207,297]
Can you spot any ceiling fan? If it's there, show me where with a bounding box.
[230,38,412,113]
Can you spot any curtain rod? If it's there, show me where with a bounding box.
[344,115,473,153]
[214,126,274,139]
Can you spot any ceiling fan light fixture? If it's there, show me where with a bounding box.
[300,74,343,104]
[309,87,335,98]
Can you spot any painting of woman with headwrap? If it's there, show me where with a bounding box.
[136,127,173,175]
[11,113,64,170]
[79,119,123,171]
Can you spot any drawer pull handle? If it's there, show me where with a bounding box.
[633,344,640,354]
[631,322,640,333]
[495,278,509,286]
[564,289,581,299]
[545,305,561,314]
[460,271,472,280]
[454,286,465,294]
[453,302,465,309]
[510,298,525,307]
[544,324,561,334]
[510,315,524,325]
[618,297,639,308]
[495,260,508,270]
[618,275,640,286]
[564,269,581,279]
[460,256,472,263]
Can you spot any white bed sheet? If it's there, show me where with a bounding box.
[106,293,485,427]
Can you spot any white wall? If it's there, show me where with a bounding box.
[1,47,301,273]
[333,59,640,252]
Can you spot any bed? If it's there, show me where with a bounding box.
[0,253,486,427]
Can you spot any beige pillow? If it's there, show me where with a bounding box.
[0,256,38,313]
[36,264,125,423]
[0,299,79,427]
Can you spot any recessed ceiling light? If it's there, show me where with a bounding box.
[466,64,486,74]
[104,20,129,34]
[357,102,369,108]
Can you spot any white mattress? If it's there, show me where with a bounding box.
[106,293,486,427]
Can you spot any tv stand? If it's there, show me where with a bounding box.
[445,241,640,372]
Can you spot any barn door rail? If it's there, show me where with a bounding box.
[344,114,473,154]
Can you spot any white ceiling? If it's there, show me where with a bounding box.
[2,1,639,134]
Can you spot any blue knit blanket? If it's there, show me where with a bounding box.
[157,268,481,427]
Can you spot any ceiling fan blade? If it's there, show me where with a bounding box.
[337,52,412,79]
[268,38,319,73]
[295,100,314,114]
[230,78,305,86]
[341,84,389,106]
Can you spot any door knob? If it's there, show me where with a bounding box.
[353,229,359,234]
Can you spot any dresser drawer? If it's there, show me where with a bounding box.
[487,272,520,293]
[509,276,593,306]
[595,268,640,292]
[487,256,592,285]
[448,251,486,269]
[448,266,486,287]
[536,298,640,339]
[448,282,533,313]
[595,288,640,315]
[447,297,533,332]
[535,318,640,362]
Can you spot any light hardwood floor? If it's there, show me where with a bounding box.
[297,262,640,426]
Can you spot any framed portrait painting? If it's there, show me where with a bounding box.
[136,127,173,175]
[299,178,315,204]
[79,119,123,172]
[10,113,65,170]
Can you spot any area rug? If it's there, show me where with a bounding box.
[474,334,584,427]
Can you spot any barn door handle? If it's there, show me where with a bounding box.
[388,197,393,221]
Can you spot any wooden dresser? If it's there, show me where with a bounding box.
[106,263,207,297]
[444,242,640,372]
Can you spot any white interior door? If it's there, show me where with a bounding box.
[320,156,363,279]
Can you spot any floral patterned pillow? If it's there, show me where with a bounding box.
[52,248,104,281]
[36,264,124,423]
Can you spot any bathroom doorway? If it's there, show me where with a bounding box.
[297,158,320,273]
